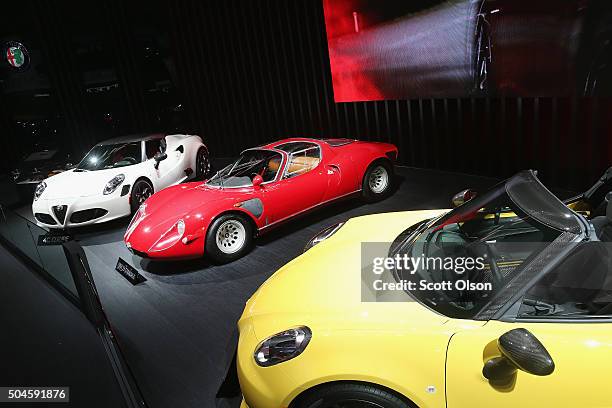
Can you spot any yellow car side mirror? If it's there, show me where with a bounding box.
[483,328,555,381]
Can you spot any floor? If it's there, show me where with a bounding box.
[1,162,584,408]
[0,244,129,408]
[66,166,498,408]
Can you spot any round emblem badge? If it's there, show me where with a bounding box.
[5,41,29,71]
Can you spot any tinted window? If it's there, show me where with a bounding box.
[277,142,321,178]
[323,138,354,147]
[145,138,165,159]
[77,142,142,171]
[275,142,316,153]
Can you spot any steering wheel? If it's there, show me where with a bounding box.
[593,191,612,217]
[484,245,504,288]
[493,208,501,225]
[115,157,137,166]
[467,241,503,290]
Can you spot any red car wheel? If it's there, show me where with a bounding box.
[205,213,254,263]
[362,160,394,202]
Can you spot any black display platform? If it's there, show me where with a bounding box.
[1,166,502,408]
[67,166,497,408]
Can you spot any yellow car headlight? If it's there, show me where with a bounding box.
[254,326,311,367]
[303,222,344,252]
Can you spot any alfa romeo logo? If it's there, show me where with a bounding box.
[7,47,24,67]
[4,41,29,71]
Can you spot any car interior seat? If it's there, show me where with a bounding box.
[286,156,320,176]
[591,191,612,241]
[261,156,282,181]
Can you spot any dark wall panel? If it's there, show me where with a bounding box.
[164,0,612,192]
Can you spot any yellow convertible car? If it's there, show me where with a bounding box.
[236,169,612,408]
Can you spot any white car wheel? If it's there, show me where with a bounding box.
[131,179,154,213]
[196,147,210,179]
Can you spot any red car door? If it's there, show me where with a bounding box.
[260,144,329,226]
[320,151,356,202]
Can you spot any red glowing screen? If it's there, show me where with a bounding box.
[323,0,612,102]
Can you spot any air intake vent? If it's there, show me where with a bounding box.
[70,208,108,224]
[34,213,57,225]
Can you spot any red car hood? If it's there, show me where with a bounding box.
[125,182,253,249]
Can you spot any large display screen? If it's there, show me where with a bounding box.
[323,0,612,101]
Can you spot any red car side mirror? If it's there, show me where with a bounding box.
[452,189,477,208]
[252,175,264,187]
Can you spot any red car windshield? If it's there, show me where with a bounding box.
[206,149,282,187]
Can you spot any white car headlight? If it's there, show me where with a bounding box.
[303,222,345,252]
[254,326,312,367]
[33,181,47,201]
[103,174,125,195]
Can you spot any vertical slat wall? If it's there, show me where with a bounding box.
[2,0,611,191]
[164,0,612,191]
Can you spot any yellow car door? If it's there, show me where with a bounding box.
[446,320,612,408]
[446,239,612,408]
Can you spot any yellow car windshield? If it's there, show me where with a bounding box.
[391,171,583,319]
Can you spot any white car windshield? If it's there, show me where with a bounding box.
[76,142,142,171]
[206,150,282,187]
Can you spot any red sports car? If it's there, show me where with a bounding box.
[123,138,398,263]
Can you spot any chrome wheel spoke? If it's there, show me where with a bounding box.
[134,183,152,205]
[197,151,209,178]
[368,166,389,194]
[215,220,246,254]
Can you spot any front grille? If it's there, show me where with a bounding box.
[70,208,108,224]
[34,213,57,225]
[52,205,68,224]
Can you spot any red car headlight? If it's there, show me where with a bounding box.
[149,219,186,252]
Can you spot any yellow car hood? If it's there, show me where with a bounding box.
[241,209,450,337]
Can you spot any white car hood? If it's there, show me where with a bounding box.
[42,168,127,199]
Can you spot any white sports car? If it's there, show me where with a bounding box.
[32,133,209,229]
